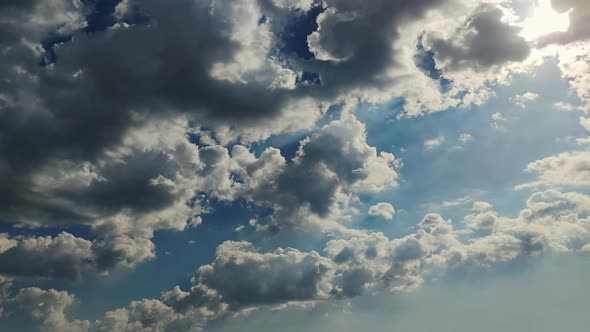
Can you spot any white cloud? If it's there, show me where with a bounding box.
[516,151,590,189]
[512,92,539,108]
[458,133,474,144]
[424,136,445,150]
[491,112,508,130]
[492,112,506,121]
[554,101,581,111]
[368,203,396,220]
[471,201,493,212]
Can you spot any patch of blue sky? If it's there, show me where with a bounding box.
[279,4,324,60]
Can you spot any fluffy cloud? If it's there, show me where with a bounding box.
[0,232,154,280]
[193,112,399,234]
[424,5,530,70]
[196,241,335,308]
[0,0,320,229]
[0,0,548,249]
[517,151,590,189]
[554,41,590,111]
[4,189,590,331]
[471,201,493,212]
[0,117,204,279]
[368,203,396,220]
[3,1,590,330]
[0,110,400,279]
[0,287,90,332]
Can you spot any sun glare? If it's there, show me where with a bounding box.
[520,0,571,41]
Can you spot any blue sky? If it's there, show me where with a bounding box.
[1,0,590,331]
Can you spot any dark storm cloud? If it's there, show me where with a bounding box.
[425,5,530,70]
[300,0,445,98]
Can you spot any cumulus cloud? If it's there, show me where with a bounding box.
[0,109,400,280]
[0,287,90,332]
[368,203,396,220]
[2,0,589,330]
[517,151,590,189]
[424,5,530,70]
[0,0,549,257]
[196,241,335,308]
[0,0,321,232]
[471,201,493,212]
[555,41,590,111]
[192,112,400,234]
[0,232,154,280]
[4,189,590,331]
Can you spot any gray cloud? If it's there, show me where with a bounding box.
[0,232,154,280]
[424,5,530,70]
[3,188,590,331]
[542,0,590,44]
[196,241,335,308]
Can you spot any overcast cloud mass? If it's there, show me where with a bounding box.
[1,0,590,331]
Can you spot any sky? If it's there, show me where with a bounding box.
[1,0,590,331]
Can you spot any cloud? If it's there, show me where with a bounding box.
[541,0,590,45]
[464,211,499,232]
[554,101,581,111]
[193,112,400,234]
[458,133,474,144]
[0,0,548,262]
[0,0,322,233]
[516,151,590,189]
[491,112,508,130]
[492,112,506,121]
[4,188,590,331]
[424,5,530,70]
[471,201,493,212]
[0,232,154,280]
[196,241,335,308]
[424,136,445,150]
[555,41,590,111]
[0,109,400,281]
[2,1,589,330]
[431,196,473,210]
[512,92,539,108]
[368,203,396,220]
[0,287,90,332]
